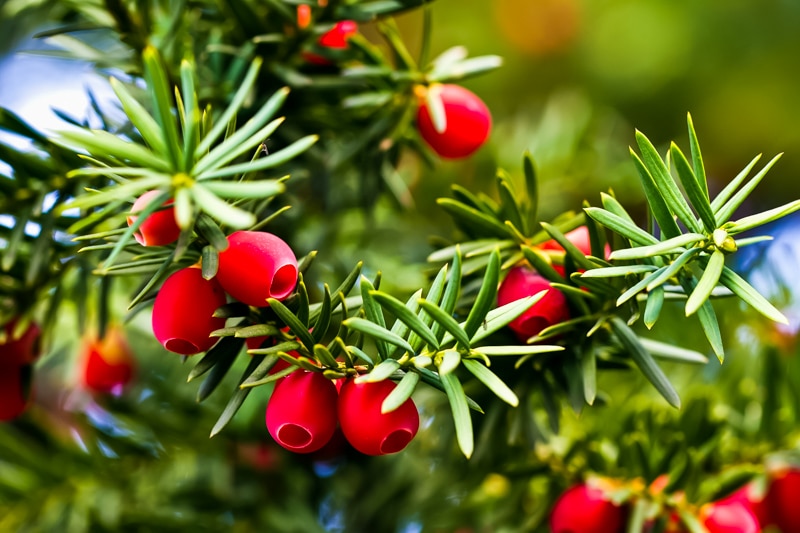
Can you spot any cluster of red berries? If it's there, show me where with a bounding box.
[127,193,299,355]
[130,192,420,456]
[266,373,419,456]
[550,469,800,533]
[497,227,600,342]
[0,319,39,421]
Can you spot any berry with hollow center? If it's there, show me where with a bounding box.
[337,378,419,456]
[497,265,571,341]
[550,483,626,533]
[416,84,492,159]
[216,231,298,307]
[152,267,227,355]
[127,190,181,247]
[266,370,338,454]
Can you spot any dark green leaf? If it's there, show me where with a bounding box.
[210,354,265,437]
[585,207,659,246]
[418,298,471,349]
[463,248,501,338]
[462,359,518,407]
[686,250,725,317]
[670,142,716,232]
[441,372,474,458]
[372,290,439,349]
[709,154,762,213]
[343,317,414,354]
[197,337,244,402]
[266,298,315,352]
[715,154,782,223]
[643,286,664,329]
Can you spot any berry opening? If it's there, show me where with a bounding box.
[270,264,298,300]
[277,424,313,449]
[165,338,200,355]
[380,429,414,454]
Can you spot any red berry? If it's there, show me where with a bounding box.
[765,468,800,531]
[0,318,41,367]
[127,190,181,247]
[337,378,419,456]
[719,484,771,529]
[700,500,761,533]
[296,4,311,30]
[266,370,338,454]
[81,326,135,394]
[416,84,492,159]
[152,267,227,355]
[540,226,611,276]
[304,20,358,65]
[319,20,358,48]
[550,483,626,533]
[497,266,571,341]
[216,231,298,307]
[0,365,31,421]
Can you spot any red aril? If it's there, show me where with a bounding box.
[0,318,41,367]
[416,84,492,159]
[550,483,626,533]
[81,326,135,394]
[497,265,571,342]
[127,190,181,247]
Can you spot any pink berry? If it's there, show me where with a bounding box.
[701,500,761,533]
[719,484,771,529]
[0,318,41,367]
[416,84,492,159]
[216,231,298,307]
[266,370,338,454]
[81,326,135,394]
[127,190,181,247]
[550,483,626,533]
[497,266,571,341]
[337,378,419,456]
[152,267,227,355]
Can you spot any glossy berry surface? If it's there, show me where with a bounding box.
[152,267,227,355]
[416,84,491,159]
[127,190,181,247]
[550,483,626,533]
[216,231,298,307]
[337,378,419,456]
[497,266,571,341]
[0,318,41,367]
[81,327,135,394]
[266,370,338,454]
[701,500,761,533]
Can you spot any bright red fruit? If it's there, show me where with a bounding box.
[304,20,358,65]
[550,483,626,533]
[0,365,30,421]
[416,84,492,159]
[719,484,771,529]
[127,190,181,247]
[497,266,571,342]
[152,267,227,355]
[81,326,135,394]
[266,370,338,454]
[216,231,298,307]
[0,318,41,367]
[700,500,761,533]
[765,468,800,531]
[337,378,419,456]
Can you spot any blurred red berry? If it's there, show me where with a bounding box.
[304,20,358,65]
[719,483,771,529]
[0,365,31,422]
[297,4,311,29]
[337,378,419,456]
[700,500,761,533]
[497,266,571,341]
[765,468,800,532]
[127,190,181,247]
[81,326,135,394]
[266,370,338,454]
[152,267,227,355]
[550,483,626,533]
[0,318,41,367]
[216,231,298,307]
[416,84,492,159]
